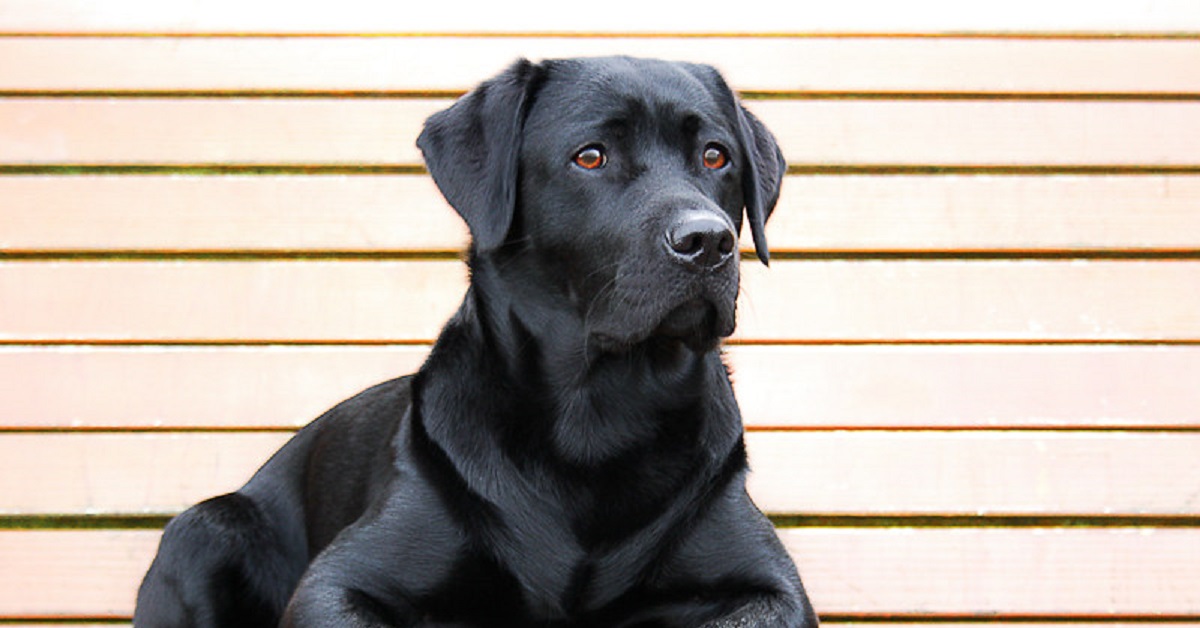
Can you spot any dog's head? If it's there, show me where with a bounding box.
[418,57,785,352]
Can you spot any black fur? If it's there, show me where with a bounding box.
[135,56,816,627]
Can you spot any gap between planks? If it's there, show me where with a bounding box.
[4,514,1199,531]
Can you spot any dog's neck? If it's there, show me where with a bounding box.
[419,254,743,470]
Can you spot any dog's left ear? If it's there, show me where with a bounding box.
[417,59,544,252]
[734,104,786,266]
[686,64,786,266]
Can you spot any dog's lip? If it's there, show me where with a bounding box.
[590,296,733,350]
[585,270,738,352]
[655,298,715,334]
[653,297,734,351]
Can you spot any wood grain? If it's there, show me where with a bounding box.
[3,431,1198,516]
[4,99,1199,167]
[3,37,1198,94]
[779,527,1200,616]
[3,345,1199,430]
[3,260,1198,343]
[2,1,1198,34]
[4,175,1200,254]
[3,528,1197,618]
[12,625,1190,628]
[4,625,1198,628]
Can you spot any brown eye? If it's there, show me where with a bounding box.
[702,144,729,170]
[573,146,607,170]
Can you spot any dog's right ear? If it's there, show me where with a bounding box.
[417,59,544,252]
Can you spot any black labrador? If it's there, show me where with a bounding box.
[135,56,818,628]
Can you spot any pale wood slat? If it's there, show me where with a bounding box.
[8,625,1200,628]
[0,260,466,343]
[3,99,1200,166]
[6,625,1199,628]
[0,432,289,515]
[5,175,1200,254]
[3,345,1199,430]
[830,626,1200,628]
[729,345,1200,429]
[4,37,1199,94]
[771,175,1200,252]
[3,431,1198,516]
[755,100,1200,168]
[2,528,1197,618]
[747,432,1200,515]
[0,175,470,253]
[781,527,1200,616]
[2,260,1199,343]
[2,0,1199,34]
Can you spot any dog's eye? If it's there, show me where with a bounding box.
[702,144,729,170]
[573,146,607,170]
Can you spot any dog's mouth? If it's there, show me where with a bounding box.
[591,294,735,354]
[653,298,729,350]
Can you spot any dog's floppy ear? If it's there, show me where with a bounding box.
[417,59,544,252]
[686,63,786,266]
[734,104,786,266]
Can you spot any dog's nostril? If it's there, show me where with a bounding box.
[667,215,737,270]
[674,233,703,255]
[717,231,735,255]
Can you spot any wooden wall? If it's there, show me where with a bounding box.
[1,2,1198,625]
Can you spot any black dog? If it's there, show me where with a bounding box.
[135,56,818,628]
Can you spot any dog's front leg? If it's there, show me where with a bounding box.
[280,576,415,627]
[282,584,478,628]
[700,594,820,628]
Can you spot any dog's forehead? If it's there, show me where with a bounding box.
[533,57,725,129]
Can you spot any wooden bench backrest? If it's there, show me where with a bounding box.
[1,2,1199,624]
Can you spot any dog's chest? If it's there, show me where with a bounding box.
[479,480,673,620]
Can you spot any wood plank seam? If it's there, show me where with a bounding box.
[4,425,1200,434]
[1,340,1198,349]
[7,252,1200,262]
[6,514,1200,531]
[7,166,1200,175]
[1,32,1199,39]
[815,613,1200,622]
[3,91,1200,100]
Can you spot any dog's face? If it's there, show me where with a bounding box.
[419,57,785,352]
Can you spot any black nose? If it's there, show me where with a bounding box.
[666,214,737,271]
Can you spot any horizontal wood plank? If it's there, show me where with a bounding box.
[3,37,1199,94]
[0,432,289,515]
[8,625,1200,628]
[780,527,1200,616]
[728,345,1200,429]
[0,175,470,253]
[3,528,1197,618]
[6,625,1199,628]
[2,0,1199,34]
[12,625,1191,628]
[746,432,1200,515]
[3,99,1199,167]
[2,260,1198,343]
[3,345,1199,430]
[3,431,1198,516]
[4,175,1200,254]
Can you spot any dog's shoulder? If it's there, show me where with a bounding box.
[303,375,416,452]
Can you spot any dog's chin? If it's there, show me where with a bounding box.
[591,298,734,354]
[653,298,730,351]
